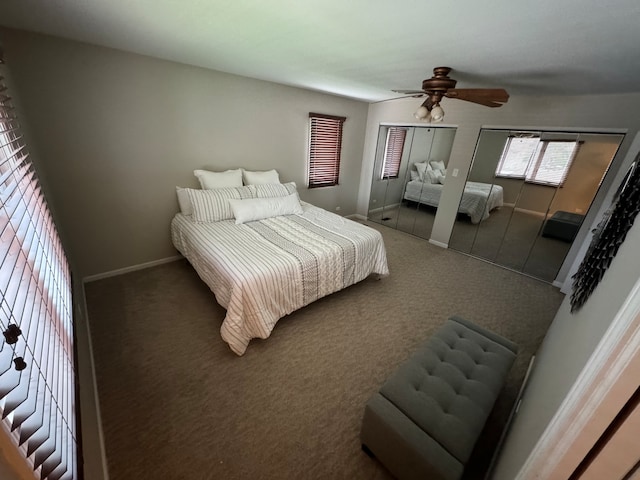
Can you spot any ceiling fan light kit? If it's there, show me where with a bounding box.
[430,104,445,122]
[414,105,430,121]
[395,66,509,122]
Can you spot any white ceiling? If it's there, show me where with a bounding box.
[1,0,639,102]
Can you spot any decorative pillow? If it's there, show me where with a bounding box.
[429,160,446,173]
[437,172,446,184]
[187,185,253,222]
[229,193,303,224]
[194,168,243,189]
[250,181,297,198]
[426,170,440,184]
[176,187,194,216]
[410,170,419,181]
[414,162,428,181]
[242,169,280,185]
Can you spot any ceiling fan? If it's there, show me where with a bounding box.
[393,67,509,121]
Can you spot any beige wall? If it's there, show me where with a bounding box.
[0,28,369,279]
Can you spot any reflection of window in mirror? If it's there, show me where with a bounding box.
[381,127,407,179]
[495,134,580,187]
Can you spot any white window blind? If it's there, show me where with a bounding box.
[496,135,578,186]
[495,136,540,178]
[0,55,78,479]
[381,128,406,179]
[525,141,578,186]
[308,113,346,188]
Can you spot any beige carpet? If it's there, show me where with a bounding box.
[84,221,564,480]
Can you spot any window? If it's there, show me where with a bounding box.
[495,136,540,178]
[381,128,407,179]
[308,113,346,188]
[496,135,579,186]
[525,141,579,186]
[0,57,78,478]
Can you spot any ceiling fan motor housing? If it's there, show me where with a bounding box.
[421,67,457,103]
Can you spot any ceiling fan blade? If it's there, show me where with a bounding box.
[392,89,426,96]
[445,88,510,107]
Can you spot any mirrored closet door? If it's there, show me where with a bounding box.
[368,125,456,240]
[449,128,624,283]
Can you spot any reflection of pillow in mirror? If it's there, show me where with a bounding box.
[414,162,428,181]
[437,173,446,184]
[430,160,446,172]
[410,170,419,181]
[426,170,440,184]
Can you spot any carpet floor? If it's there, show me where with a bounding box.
[84,221,564,480]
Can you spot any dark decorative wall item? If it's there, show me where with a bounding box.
[571,154,640,313]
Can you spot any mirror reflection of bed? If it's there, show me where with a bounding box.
[367,125,457,240]
[449,129,624,283]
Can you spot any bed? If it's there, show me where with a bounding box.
[171,192,389,356]
[403,180,504,224]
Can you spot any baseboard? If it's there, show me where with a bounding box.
[347,213,368,221]
[76,282,110,480]
[83,255,183,283]
[514,207,547,219]
[428,239,448,249]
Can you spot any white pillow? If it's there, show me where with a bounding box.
[242,169,280,185]
[414,162,428,181]
[229,193,303,224]
[194,168,243,189]
[437,172,446,184]
[250,181,297,198]
[187,185,253,222]
[410,170,419,181]
[429,160,446,173]
[176,187,194,216]
[426,170,440,184]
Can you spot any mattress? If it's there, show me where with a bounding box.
[171,203,389,355]
[403,180,504,224]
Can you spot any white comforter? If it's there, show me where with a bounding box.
[404,180,504,224]
[171,203,389,355]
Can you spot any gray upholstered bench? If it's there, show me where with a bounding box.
[542,210,584,242]
[361,316,518,480]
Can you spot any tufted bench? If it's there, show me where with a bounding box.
[361,316,518,480]
[542,210,584,242]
